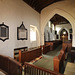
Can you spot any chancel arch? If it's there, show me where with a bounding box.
[41,8,75,46]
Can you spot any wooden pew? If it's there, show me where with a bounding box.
[71,47,75,62]
[45,40,62,50]
[19,48,42,64]
[53,50,64,73]
[63,40,72,52]
[43,45,50,54]
[62,41,72,60]
[0,54,22,75]
[14,47,28,61]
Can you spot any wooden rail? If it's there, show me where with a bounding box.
[24,62,64,75]
[0,54,22,75]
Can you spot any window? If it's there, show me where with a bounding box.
[30,25,36,42]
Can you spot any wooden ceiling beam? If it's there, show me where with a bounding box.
[23,0,63,13]
[36,0,57,12]
[50,14,69,25]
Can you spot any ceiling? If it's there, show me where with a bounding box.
[23,0,63,13]
[23,0,69,25]
[50,14,69,25]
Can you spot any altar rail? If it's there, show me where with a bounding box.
[0,54,22,75]
[24,62,64,75]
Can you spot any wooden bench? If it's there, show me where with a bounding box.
[0,54,22,75]
[14,47,28,61]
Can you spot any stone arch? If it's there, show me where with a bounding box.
[41,8,74,45]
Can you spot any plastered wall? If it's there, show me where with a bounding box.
[0,0,40,58]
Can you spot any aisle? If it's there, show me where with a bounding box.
[34,45,62,71]
[43,45,62,59]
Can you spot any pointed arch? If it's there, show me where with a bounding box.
[41,8,74,45]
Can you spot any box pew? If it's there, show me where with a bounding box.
[0,54,22,75]
[63,40,72,52]
[53,50,64,73]
[62,43,68,60]
[19,48,42,64]
[14,47,28,61]
[45,40,62,50]
[43,45,50,54]
[71,47,75,62]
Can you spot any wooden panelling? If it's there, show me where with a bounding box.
[0,55,22,75]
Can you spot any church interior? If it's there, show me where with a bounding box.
[0,0,75,75]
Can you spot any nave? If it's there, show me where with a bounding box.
[0,41,75,75]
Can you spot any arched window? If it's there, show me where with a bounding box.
[30,25,36,42]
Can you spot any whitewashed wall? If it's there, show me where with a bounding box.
[0,0,40,58]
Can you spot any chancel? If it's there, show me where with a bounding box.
[0,0,75,75]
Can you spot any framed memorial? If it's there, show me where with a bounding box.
[0,22,9,42]
[17,22,28,40]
